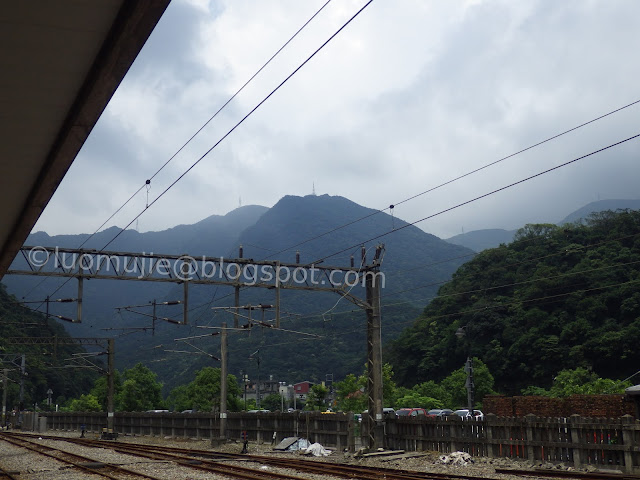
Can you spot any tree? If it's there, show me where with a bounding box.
[394,392,442,410]
[335,373,366,413]
[439,358,496,408]
[166,384,190,412]
[68,394,101,412]
[166,367,242,412]
[117,363,164,412]
[90,371,122,411]
[261,393,283,411]
[304,384,329,411]
[334,363,399,412]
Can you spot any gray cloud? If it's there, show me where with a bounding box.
[35,0,640,241]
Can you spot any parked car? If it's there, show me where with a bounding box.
[247,409,270,413]
[453,409,484,419]
[427,408,454,417]
[396,408,428,417]
[361,407,397,417]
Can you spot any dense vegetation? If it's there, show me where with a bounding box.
[0,284,99,410]
[387,210,640,394]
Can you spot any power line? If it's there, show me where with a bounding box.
[257,99,640,262]
[381,229,640,298]
[99,0,375,252]
[18,0,337,305]
[310,133,640,264]
[141,133,640,326]
[80,0,335,251]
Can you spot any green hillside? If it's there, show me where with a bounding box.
[387,209,640,394]
[0,285,99,410]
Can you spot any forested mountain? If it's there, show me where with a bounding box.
[4,195,473,393]
[387,209,640,394]
[0,284,99,409]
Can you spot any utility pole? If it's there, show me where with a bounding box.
[365,247,384,450]
[18,354,25,426]
[465,357,475,414]
[107,338,115,434]
[235,246,242,328]
[219,322,228,440]
[152,299,156,336]
[2,369,7,427]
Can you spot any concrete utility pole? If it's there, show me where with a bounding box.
[107,338,115,433]
[18,354,25,425]
[219,322,228,440]
[2,368,7,426]
[365,253,384,450]
[465,357,475,414]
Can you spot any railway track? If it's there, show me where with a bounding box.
[5,432,639,480]
[495,468,640,480]
[15,434,459,480]
[0,432,316,480]
[0,432,165,480]
[0,465,20,480]
[1,432,488,480]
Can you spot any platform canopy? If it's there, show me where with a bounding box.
[0,0,169,279]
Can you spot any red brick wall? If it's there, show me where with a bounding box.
[484,394,636,418]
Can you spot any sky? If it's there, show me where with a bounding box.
[34,0,640,240]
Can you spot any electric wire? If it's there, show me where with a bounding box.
[310,133,640,265]
[25,0,374,316]
[257,98,640,262]
[80,0,335,251]
[17,0,336,304]
[99,0,374,252]
[262,226,640,328]
[161,133,640,321]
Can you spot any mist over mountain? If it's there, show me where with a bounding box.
[559,199,640,225]
[5,195,473,392]
[445,199,640,252]
[446,229,517,253]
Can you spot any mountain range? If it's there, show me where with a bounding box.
[4,194,473,392]
[6,195,638,394]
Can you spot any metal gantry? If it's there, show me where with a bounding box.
[9,244,387,449]
[11,246,379,325]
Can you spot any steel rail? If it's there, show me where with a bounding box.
[0,433,172,480]
[0,433,321,480]
[19,433,501,480]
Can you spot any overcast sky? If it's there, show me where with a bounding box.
[34,0,640,240]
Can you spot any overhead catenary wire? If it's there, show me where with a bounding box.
[99,0,375,253]
[23,0,375,320]
[18,0,337,304]
[258,225,640,330]
[79,0,336,252]
[310,133,640,265]
[162,133,640,321]
[257,98,640,262]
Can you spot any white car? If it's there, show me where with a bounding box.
[453,409,484,419]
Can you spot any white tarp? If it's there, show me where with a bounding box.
[304,442,332,457]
